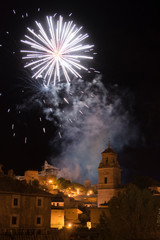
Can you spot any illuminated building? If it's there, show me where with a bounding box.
[25,170,39,183]
[16,161,60,188]
[50,194,83,228]
[65,208,82,227]
[39,161,59,177]
[74,193,97,207]
[98,142,121,207]
[51,195,64,229]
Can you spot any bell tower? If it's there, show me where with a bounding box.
[98,142,121,207]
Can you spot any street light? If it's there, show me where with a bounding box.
[67,223,72,228]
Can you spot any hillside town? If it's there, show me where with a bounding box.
[0,143,160,240]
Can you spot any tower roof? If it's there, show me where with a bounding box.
[102,141,115,154]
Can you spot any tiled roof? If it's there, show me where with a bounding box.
[0,176,52,196]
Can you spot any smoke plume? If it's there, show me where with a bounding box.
[45,75,138,183]
[18,74,138,183]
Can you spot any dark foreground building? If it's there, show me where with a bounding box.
[0,175,52,232]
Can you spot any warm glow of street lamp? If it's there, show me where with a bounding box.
[68,223,72,228]
[87,190,93,196]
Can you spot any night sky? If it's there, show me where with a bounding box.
[0,1,160,183]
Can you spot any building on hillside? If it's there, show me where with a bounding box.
[50,195,64,229]
[74,194,97,207]
[25,170,39,183]
[98,142,122,207]
[64,208,82,228]
[63,195,83,227]
[89,143,122,228]
[50,194,83,229]
[39,161,60,177]
[0,175,52,232]
[16,161,60,187]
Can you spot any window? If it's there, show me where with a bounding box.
[104,177,107,184]
[12,216,17,225]
[37,198,42,206]
[36,216,42,226]
[10,215,19,227]
[37,217,41,225]
[36,197,43,207]
[12,195,20,208]
[13,198,18,206]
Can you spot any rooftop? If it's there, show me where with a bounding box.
[0,176,52,197]
[102,141,116,154]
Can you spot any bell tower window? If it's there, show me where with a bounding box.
[104,177,107,184]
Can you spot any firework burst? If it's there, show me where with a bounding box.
[21,15,94,86]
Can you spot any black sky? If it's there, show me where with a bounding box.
[0,0,160,182]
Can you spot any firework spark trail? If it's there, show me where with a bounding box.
[64,98,69,104]
[58,131,62,138]
[21,15,94,86]
[24,137,27,144]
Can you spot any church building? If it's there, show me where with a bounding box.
[98,142,122,207]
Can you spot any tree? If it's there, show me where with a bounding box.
[132,175,160,190]
[79,206,90,227]
[56,178,72,189]
[79,212,90,227]
[32,179,39,187]
[73,182,87,193]
[98,184,160,240]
